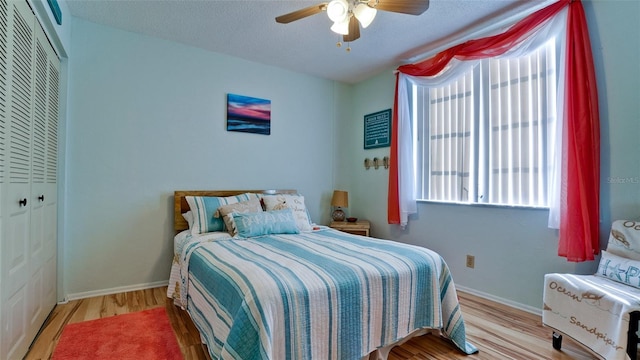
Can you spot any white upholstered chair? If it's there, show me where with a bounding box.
[543,220,640,360]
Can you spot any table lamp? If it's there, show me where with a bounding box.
[331,190,348,221]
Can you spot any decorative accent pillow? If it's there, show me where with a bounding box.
[606,220,640,261]
[182,211,194,230]
[217,198,263,236]
[232,209,300,238]
[261,194,312,232]
[596,250,640,289]
[185,193,261,235]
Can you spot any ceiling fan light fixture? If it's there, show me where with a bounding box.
[327,0,349,23]
[353,3,376,28]
[330,18,350,35]
[275,0,431,49]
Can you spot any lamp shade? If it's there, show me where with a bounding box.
[331,190,349,208]
[331,18,350,35]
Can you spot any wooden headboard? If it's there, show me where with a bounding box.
[174,190,298,233]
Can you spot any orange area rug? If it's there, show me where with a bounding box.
[52,307,183,360]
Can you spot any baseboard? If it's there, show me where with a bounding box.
[59,280,539,317]
[456,284,542,316]
[60,280,169,303]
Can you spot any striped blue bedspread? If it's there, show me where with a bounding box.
[171,228,477,359]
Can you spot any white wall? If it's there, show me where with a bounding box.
[344,0,640,310]
[591,0,640,223]
[64,18,342,297]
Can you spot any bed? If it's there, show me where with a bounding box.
[167,190,477,360]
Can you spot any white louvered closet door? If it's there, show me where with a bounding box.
[2,1,34,358]
[29,7,58,343]
[0,0,8,356]
[41,23,59,325]
[0,0,59,359]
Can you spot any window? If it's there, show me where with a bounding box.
[413,39,557,208]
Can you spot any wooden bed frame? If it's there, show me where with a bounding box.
[173,190,298,232]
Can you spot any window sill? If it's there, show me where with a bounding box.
[416,199,550,211]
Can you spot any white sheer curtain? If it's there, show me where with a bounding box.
[395,8,567,228]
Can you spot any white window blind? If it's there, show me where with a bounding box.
[416,40,557,207]
[427,70,475,202]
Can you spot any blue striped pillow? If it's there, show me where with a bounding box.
[185,193,261,235]
[232,209,300,238]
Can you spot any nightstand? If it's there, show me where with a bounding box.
[330,220,370,237]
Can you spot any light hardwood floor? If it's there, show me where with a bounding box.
[24,287,599,360]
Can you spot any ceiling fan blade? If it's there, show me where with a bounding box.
[370,0,429,15]
[343,16,360,42]
[275,3,328,24]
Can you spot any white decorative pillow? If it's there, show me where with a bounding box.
[217,198,263,236]
[596,250,640,289]
[606,220,640,261]
[185,193,261,235]
[261,194,312,232]
[182,211,194,230]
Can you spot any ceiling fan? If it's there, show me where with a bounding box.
[276,0,429,49]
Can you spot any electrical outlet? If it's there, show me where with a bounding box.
[466,255,475,268]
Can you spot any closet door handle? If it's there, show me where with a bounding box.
[38,195,45,202]
[19,198,27,207]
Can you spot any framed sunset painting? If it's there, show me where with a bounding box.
[226,93,271,135]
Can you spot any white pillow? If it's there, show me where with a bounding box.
[182,211,194,230]
[596,250,640,289]
[261,194,312,232]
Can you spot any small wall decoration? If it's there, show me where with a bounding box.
[227,93,271,135]
[364,109,391,149]
[47,0,62,25]
[364,156,390,170]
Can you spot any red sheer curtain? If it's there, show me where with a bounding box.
[387,80,401,225]
[557,1,600,261]
[388,0,600,261]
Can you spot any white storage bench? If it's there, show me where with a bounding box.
[543,220,640,360]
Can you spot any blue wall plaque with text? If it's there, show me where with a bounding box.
[364,109,391,149]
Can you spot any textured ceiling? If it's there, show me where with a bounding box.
[66,0,553,84]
